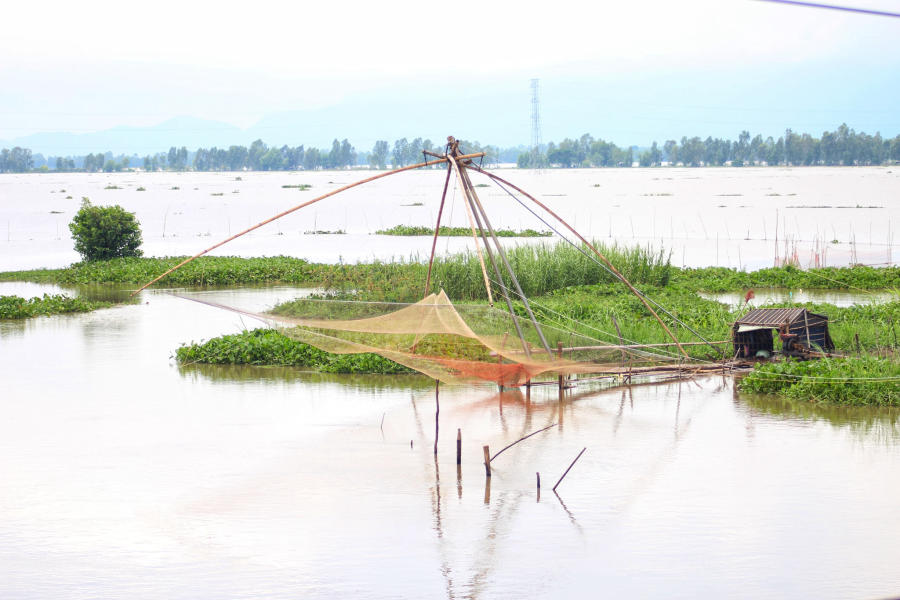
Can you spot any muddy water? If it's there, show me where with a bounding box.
[2,166,898,272]
[1,286,899,598]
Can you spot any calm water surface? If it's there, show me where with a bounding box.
[2,167,898,271]
[1,285,899,598]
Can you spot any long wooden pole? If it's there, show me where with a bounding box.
[130,155,487,295]
[468,167,689,359]
[423,164,454,298]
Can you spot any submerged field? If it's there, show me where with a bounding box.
[4,241,900,403]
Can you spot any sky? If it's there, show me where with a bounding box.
[0,0,898,150]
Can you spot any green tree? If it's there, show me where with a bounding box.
[69,199,143,261]
[370,140,389,169]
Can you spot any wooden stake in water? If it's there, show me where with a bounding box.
[434,380,440,456]
[483,445,491,477]
[553,447,587,492]
[456,428,462,466]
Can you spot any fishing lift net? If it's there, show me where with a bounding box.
[139,136,712,387]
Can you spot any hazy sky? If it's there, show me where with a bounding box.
[1,0,897,145]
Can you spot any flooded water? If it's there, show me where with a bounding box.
[2,285,900,598]
[701,287,900,308]
[1,166,898,272]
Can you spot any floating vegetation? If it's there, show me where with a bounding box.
[641,193,673,197]
[210,192,224,196]
[232,190,240,194]
[739,357,900,406]
[474,183,490,188]
[65,195,72,199]
[0,294,112,319]
[716,193,743,197]
[136,187,146,191]
[49,210,64,214]
[104,185,122,190]
[282,184,312,190]
[175,329,412,374]
[375,225,553,238]
[785,205,883,209]
[234,176,243,181]
[303,229,346,235]
[401,202,424,206]
[170,186,180,190]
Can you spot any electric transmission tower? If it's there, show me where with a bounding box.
[530,78,542,172]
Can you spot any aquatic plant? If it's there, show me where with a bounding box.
[375,225,553,237]
[739,357,900,406]
[175,328,413,374]
[0,294,112,319]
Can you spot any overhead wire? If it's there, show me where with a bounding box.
[754,0,900,18]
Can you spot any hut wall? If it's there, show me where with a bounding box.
[733,328,774,358]
[787,322,834,351]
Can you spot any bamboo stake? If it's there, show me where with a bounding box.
[130,156,457,296]
[483,445,491,477]
[489,423,557,463]
[468,167,690,359]
[456,428,462,465]
[557,341,564,395]
[553,447,587,492]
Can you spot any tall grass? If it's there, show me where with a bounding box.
[429,241,672,301]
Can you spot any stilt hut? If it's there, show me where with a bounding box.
[732,308,834,358]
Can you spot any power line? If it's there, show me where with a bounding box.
[755,0,900,18]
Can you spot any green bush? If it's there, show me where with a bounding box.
[69,199,143,261]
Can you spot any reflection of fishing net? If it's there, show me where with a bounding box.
[257,290,677,386]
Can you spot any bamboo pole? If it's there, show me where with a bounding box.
[130,156,470,295]
[483,445,491,477]
[456,428,462,465]
[488,423,557,463]
[447,142,529,356]
[457,160,552,356]
[467,167,690,359]
[424,164,454,299]
[489,340,729,355]
[456,163,495,307]
[553,447,587,492]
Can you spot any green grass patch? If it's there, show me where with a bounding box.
[738,357,900,406]
[281,184,311,190]
[0,294,112,319]
[674,265,900,291]
[375,225,552,238]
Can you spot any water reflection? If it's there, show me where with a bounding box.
[3,284,900,598]
[739,393,900,444]
[178,362,433,389]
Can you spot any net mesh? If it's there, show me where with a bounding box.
[246,290,679,386]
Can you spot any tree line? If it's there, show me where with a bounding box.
[525,124,900,168]
[2,124,898,173]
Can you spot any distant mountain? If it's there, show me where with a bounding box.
[5,116,246,156]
